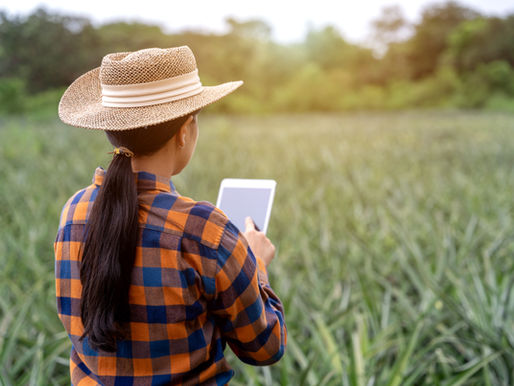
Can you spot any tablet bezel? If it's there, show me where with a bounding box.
[216,178,277,235]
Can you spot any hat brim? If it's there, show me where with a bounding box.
[58,67,243,130]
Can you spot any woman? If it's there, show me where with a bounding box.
[55,46,286,385]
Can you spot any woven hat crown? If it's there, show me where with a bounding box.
[99,46,197,86]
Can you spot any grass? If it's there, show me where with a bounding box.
[0,110,513,385]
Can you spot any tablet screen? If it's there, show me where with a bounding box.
[217,180,275,235]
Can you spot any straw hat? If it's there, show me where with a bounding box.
[58,46,243,130]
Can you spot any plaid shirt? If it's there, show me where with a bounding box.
[54,167,287,385]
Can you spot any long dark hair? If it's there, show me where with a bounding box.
[79,113,196,352]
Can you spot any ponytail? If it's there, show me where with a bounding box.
[79,153,138,352]
[78,112,198,352]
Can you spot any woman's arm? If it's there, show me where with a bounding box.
[208,220,287,365]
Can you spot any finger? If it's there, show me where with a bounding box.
[245,216,255,232]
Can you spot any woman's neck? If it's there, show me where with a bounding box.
[131,141,177,179]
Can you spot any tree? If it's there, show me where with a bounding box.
[0,8,100,92]
[305,26,350,70]
[96,22,170,55]
[303,26,379,84]
[446,15,514,74]
[405,1,480,79]
[225,18,271,42]
[370,5,412,56]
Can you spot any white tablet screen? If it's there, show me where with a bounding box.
[217,183,275,235]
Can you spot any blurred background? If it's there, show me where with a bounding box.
[1,1,513,385]
[1,0,514,114]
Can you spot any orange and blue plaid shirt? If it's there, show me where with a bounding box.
[54,167,287,385]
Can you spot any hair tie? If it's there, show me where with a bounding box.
[108,146,135,158]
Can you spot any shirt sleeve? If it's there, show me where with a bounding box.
[208,220,287,366]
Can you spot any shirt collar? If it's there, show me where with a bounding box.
[93,167,176,193]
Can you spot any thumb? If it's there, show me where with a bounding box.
[245,216,255,232]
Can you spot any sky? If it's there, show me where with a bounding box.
[3,0,514,45]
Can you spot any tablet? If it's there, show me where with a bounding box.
[216,178,276,235]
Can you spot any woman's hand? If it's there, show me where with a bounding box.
[243,217,276,268]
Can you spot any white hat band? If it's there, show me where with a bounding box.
[101,69,203,108]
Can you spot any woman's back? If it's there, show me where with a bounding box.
[55,167,286,385]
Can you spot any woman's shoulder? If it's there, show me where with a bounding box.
[57,183,99,230]
[151,192,231,249]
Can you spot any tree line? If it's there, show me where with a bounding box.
[1,1,514,114]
